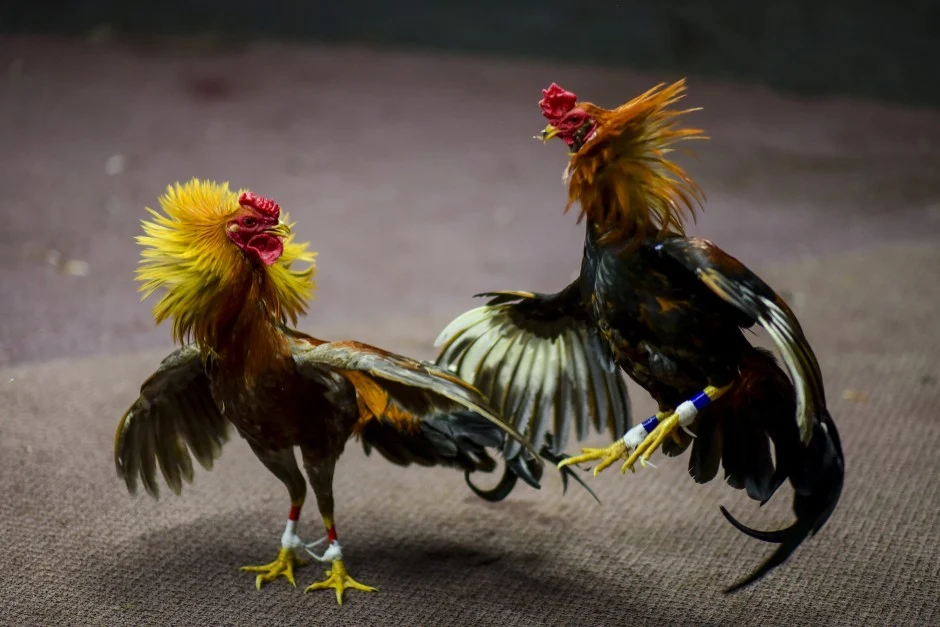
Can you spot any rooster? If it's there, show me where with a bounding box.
[114,179,539,605]
[434,81,844,592]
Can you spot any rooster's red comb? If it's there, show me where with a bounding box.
[239,191,280,220]
[540,83,577,122]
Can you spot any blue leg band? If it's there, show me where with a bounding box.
[690,391,712,411]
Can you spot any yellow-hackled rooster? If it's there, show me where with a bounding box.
[114,179,538,605]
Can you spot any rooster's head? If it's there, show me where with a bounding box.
[537,83,598,153]
[136,179,316,347]
[536,80,708,244]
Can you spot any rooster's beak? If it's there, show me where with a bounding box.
[266,222,291,238]
[537,124,559,143]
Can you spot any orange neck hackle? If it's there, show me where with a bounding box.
[135,179,317,364]
[564,79,707,246]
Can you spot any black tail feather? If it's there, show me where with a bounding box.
[720,505,790,544]
[540,447,601,504]
[465,465,521,502]
[760,467,789,507]
[465,433,601,503]
[721,410,844,593]
[723,520,814,593]
[464,451,542,501]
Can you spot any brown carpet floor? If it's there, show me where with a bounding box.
[2,36,939,626]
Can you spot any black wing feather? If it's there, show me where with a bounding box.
[292,339,538,476]
[114,345,230,499]
[656,237,844,593]
[656,237,825,444]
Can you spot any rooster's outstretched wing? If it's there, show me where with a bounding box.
[115,345,229,498]
[434,282,632,463]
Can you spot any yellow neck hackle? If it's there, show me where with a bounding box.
[135,179,317,354]
[566,79,707,245]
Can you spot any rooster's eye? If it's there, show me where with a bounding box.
[243,217,257,228]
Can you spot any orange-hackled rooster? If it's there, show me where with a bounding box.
[114,179,538,605]
[435,81,844,592]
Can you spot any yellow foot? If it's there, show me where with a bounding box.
[558,411,672,476]
[557,439,629,476]
[568,384,733,476]
[621,384,731,472]
[241,547,308,589]
[305,559,377,605]
[618,412,682,474]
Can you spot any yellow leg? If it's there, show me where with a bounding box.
[241,546,308,589]
[558,411,671,476]
[241,500,308,589]
[305,559,378,606]
[619,412,681,473]
[303,515,377,605]
[558,384,733,477]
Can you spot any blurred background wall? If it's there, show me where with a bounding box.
[3,0,935,106]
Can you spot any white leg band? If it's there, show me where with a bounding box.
[675,400,698,426]
[304,538,343,562]
[281,519,302,549]
[622,424,648,450]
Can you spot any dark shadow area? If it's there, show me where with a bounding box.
[84,511,653,626]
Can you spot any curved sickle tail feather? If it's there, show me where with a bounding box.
[464,458,533,503]
[465,434,601,504]
[720,408,844,593]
